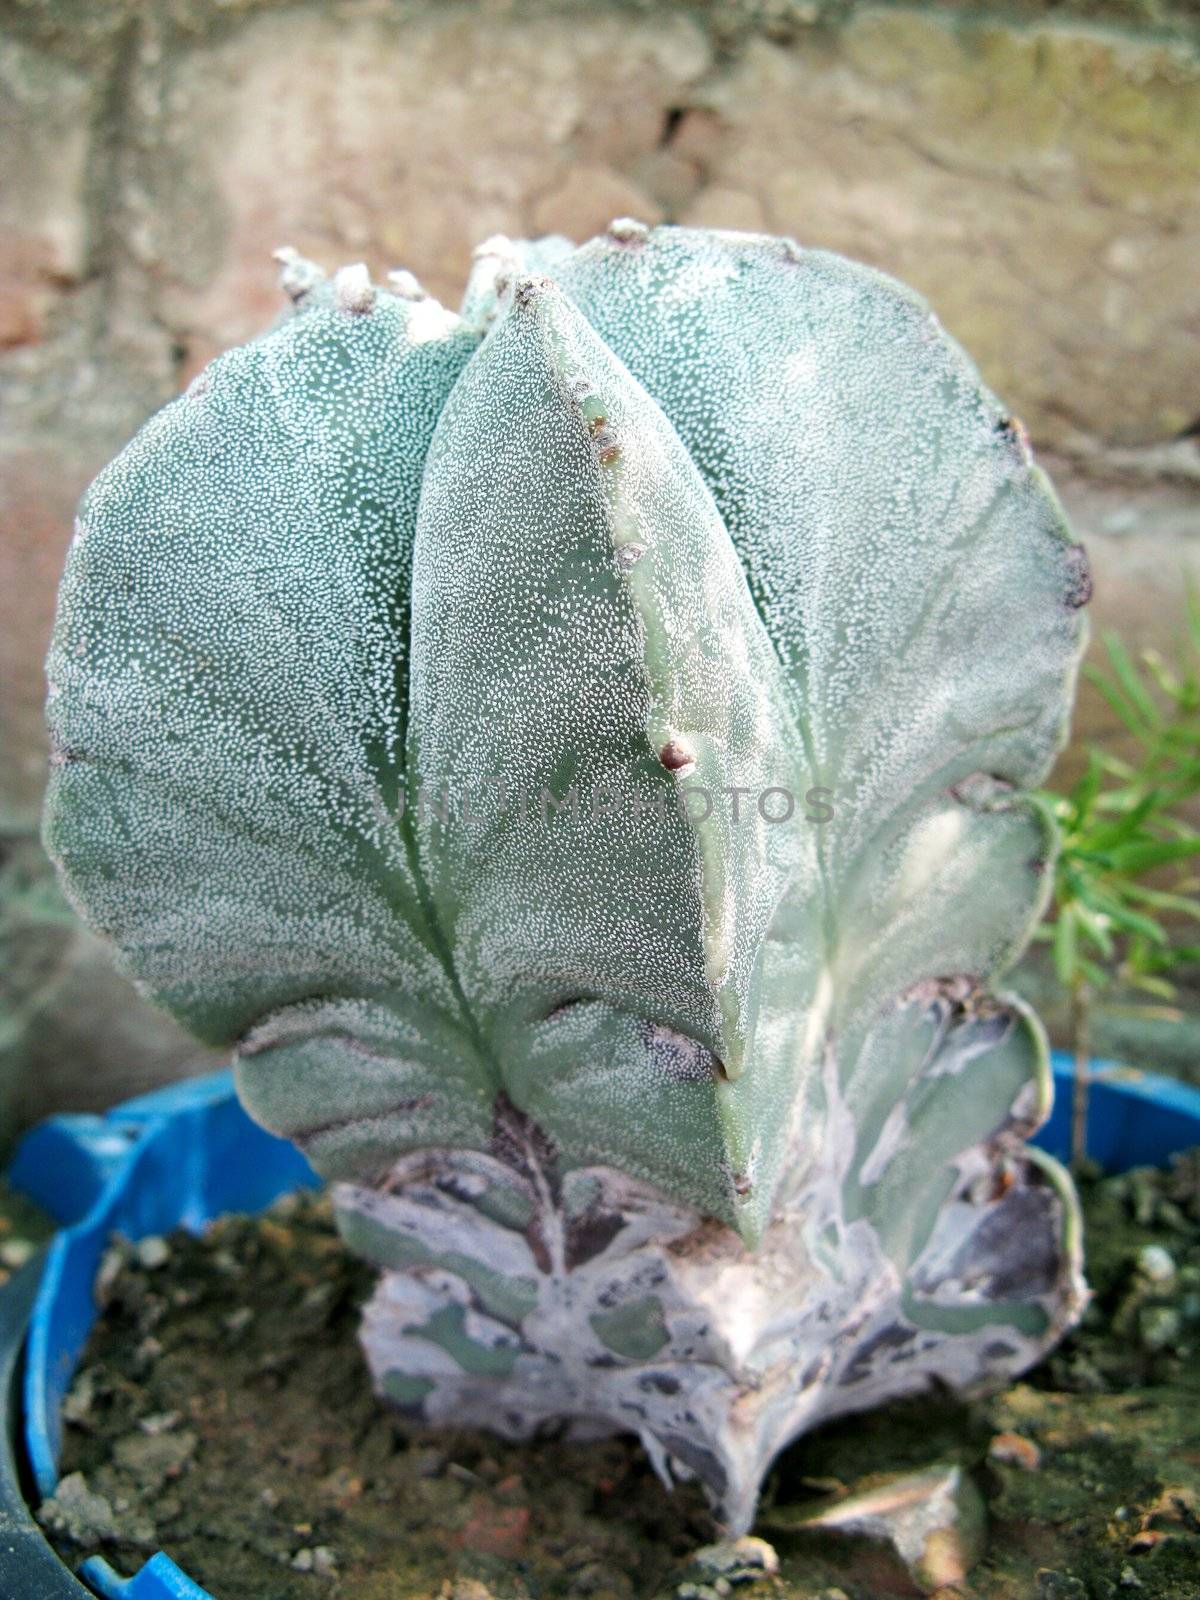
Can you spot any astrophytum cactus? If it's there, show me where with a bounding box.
[44,223,1091,1533]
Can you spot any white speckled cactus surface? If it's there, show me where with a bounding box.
[44,223,1091,1532]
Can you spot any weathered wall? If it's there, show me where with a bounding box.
[3,0,1199,823]
[1,0,1198,1122]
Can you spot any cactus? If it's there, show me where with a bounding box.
[44,224,1090,1533]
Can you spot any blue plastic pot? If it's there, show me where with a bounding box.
[3,1058,1200,1600]
[2,1073,317,1600]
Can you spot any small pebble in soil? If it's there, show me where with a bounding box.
[290,1544,338,1576]
[1136,1245,1176,1285]
[1035,1571,1089,1598]
[0,1180,54,1284]
[987,1431,1042,1472]
[443,1580,496,1600]
[0,1235,36,1269]
[689,1535,779,1583]
[135,1235,170,1270]
[138,1410,180,1436]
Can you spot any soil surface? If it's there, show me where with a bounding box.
[38,1154,1200,1600]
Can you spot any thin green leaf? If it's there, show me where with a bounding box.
[1121,883,1200,919]
[1086,668,1150,740]
[1103,632,1163,729]
[1106,838,1200,873]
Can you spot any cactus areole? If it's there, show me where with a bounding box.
[45,225,1090,1533]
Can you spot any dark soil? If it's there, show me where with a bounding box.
[38,1154,1200,1600]
[0,1176,54,1285]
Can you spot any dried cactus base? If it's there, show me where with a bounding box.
[339,1069,1083,1535]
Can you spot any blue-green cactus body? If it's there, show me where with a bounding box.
[44,227,1089,1531]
